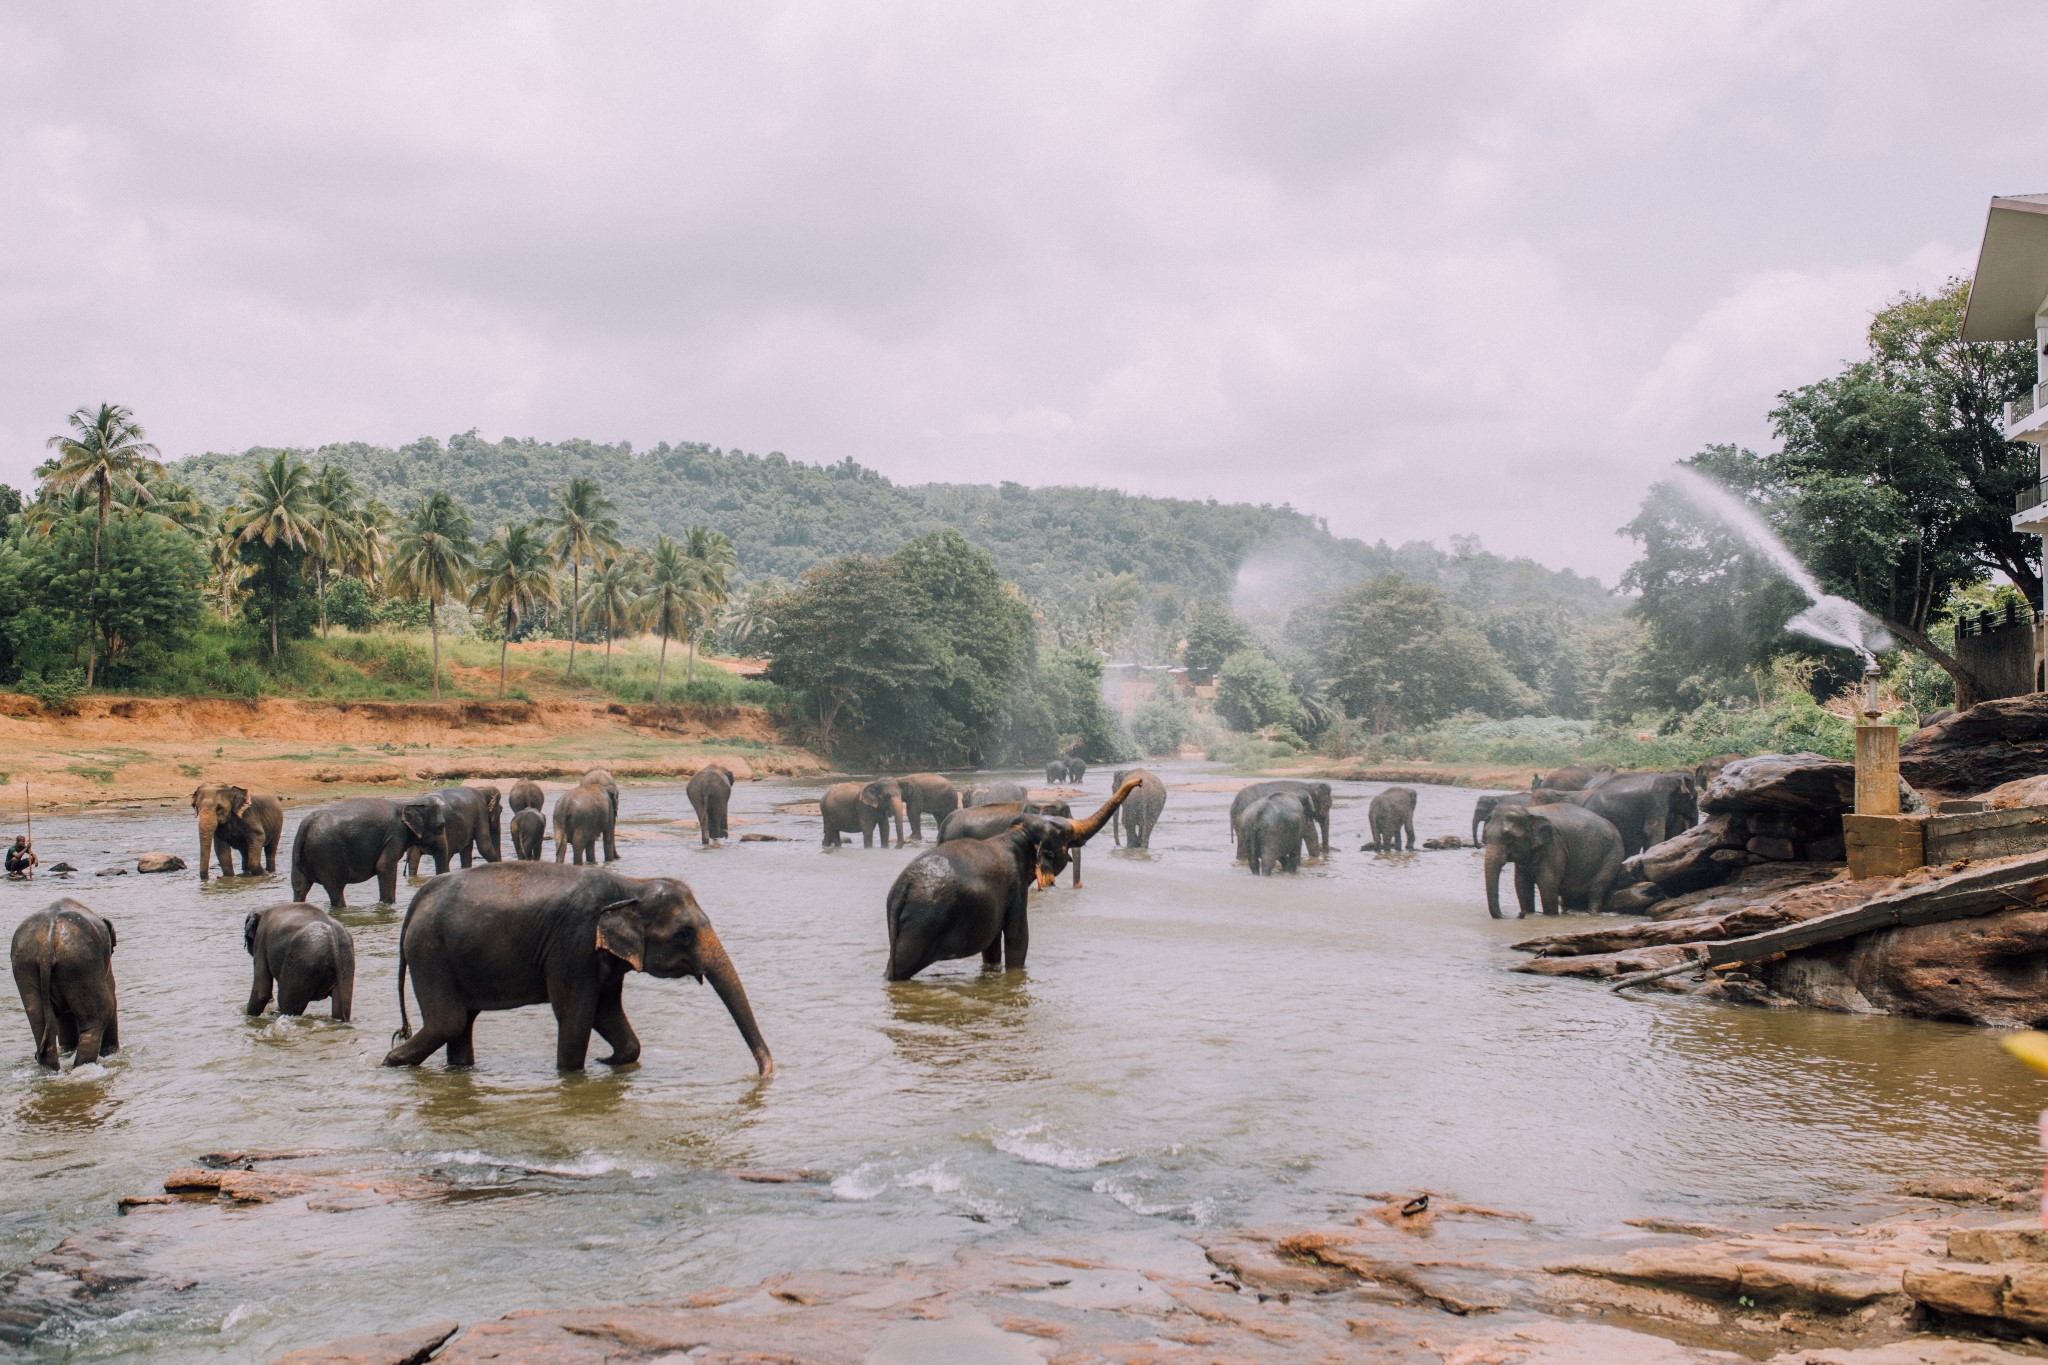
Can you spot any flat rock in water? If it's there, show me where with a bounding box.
[94,866,127,877]
[136,852,185,874]
[269,1319,459,1365]
[737,833,784,842]
[1421,835,1464,850]
[1903,693,2048,796]
[48,862,75,872]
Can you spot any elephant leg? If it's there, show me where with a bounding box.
[458,845,473,869]
[330,964,354,1022]
[382,986,470,1066]
[72,1021,106,1066]
[100,1008,116,1054]
[862,823,874,848]
[377,862,399,905]
[291,866,312,902]
[1538,866,1564,915]
[246,957,274,1016]
[1002,895,1029,970]
[593,979,639,1066]
[431,848,451,876]
[603,824,618,862]
[981,934,1003,967]
[405,847,422,877]
[446,1013,479,1068]
[276,979,313,1017]
[56,1010,79,1054]
[265,836,279,873]
[325,877,348,909]
[1514,865,1537,917]
[1070,846,1082,888]
[551,993,597,1071]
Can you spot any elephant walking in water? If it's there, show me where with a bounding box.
[821,779,906,848]
[12,900,118,1069]
[244,903,354,1021]
[192,783,284,882]
[897,774,960,841]
[1367,786,1417,852]
[1484,802,1623,918]
[510,808,546,860]
[687,764,734,845]
[1241,792,1312,874]
[1230,781,1331,858]
[1109,769,1167,849]
[291,796,446,908]
[1533,771,1695,858]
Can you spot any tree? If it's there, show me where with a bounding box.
[227,451,321,659]
[308,464,365,638]
[886,530,1035,764]
[42,402,162,685]
[760,556,933,755]
[543,477,620,681]
[1215,649,1302,734]
[717,575,784,655]
[389,491,477,700]
[635,535,707,704]
[1181,600,1250,681]
[582,551,639,675]
[470,523,559,698]
[1299,573,1534,732]
[681,524,738,682]
[1130,678,1193,756]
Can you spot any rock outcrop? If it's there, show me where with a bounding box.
[135,852,185,874]
[1903,694,2048,796]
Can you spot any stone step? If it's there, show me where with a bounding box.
[1948,1220,2048,1265]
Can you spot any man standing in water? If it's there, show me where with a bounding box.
[6,834,36,878]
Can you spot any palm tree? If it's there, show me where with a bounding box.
[42,403,162,685]
[718,576,783,655]
[134,470,213,536]
[680,525,738,683]
[308,465,365,638]
[469,523,559,698]
[388,491,477,700]
[582,551,639,676]
[350,498,396,593]
[226,451,321,659]
[542,478,620,682]
[635,536,707,704]
[209,515,247,622]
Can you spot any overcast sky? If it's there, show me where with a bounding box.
[2,2,2042,583]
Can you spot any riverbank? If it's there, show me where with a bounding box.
[0,692,824,808]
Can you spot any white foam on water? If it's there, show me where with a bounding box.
[1091,1175,1211,1225]
[897,1161,963,1195]
[991,1123,1127,1171]
[830,1162,887,1201]
[428,1150,622,1178]
[220,1303,258,1330]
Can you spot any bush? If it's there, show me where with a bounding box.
[1215,649,1302,734]
[1130,687,1192,756]
[325,576,379,631]
[23,668,85,712]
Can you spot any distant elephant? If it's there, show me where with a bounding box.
[1045,760,1067,786]
[898,773,961,840]
[384,862,772,1074]
[1066,757,1087,784]
[244,903,354,1021]
[936,779,1140,891]
[1484,802,1623,918]
[191,783,285,882]
[1241,793,1311,875]
[1230,781,1331,859]
[1109,768,1167,848]
[403,785,502,876]
[1533,771,1695,858]
[1693,753,1743,792]
[583,767,621,861]
[1471,791,1531,846]
[511,808,546,860]
[964,780,1027,807]
[687,764,734,845]
[1533,765,1615,792]
[1367,786,1418,852]
[291,796,446,908]
[11,899,118,1069]
[554,780,616,865]
[508,779,546,813]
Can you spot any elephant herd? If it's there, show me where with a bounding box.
[1475,761,1719,918]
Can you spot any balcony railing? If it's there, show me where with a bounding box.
[2007,383,2048,430]
[2020,479,2048,514]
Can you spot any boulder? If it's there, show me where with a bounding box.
[1626,815,1748,894]
[1753,906,2048,1027]
[1903,693,2048,796]
[94,866,128,877]
[1702,753,1857,816]
[48,862,75,873]
[136,852,185,874]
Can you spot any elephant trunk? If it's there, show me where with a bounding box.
[696,928,773,1076]
[197,810,218,882]
[1484,841,1509,919]
[1069,777,1143,845]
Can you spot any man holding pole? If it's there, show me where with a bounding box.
[7,783,34,878]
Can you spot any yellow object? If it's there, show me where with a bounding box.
[2003,1031,2048,1077]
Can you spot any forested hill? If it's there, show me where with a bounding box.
[173,433,1614,615]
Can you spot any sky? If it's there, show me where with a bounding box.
[2,1,2043,584]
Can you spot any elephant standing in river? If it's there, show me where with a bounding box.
[1533,765,1614,792]
[935,779,1139,893]
[404,785,503,875]
[511,808,546,860]
[582,768,621,861]
[508,779,545,814]
[1109,769,1167,849]
[963,780,1027,808]
[244,903,354,1021]
[1484,802,1623,918]
[687,764,734,845]
[1471,791,1530,847]
[1367,786,1418,852]
[1231,781,1331,858]
[821,780,906,848]
[12,899,118,1069]
[383,862,772,1075]
[554,779,617,865]
[898,773,960,841]
[292,796,446,908]
[1533,771,1695,858]
[192,783,284,882]
[1241,792,1312,875]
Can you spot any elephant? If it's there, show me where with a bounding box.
[1109,768,1167,849]
[192,783,285,882]
[1532,771,1695,858]
[1532,764,1615,792]
[1367,786,1418,852]
[1693,753,1743,793]
[821,780,906,848]
[508,779,545,813]
[897,773,961,840]
[244,902,354,1021]
[934,778,1139,891]
[292,796,447,907]
[403,785,503,876]
[12,899,118,1069]
[511,808,546,861]
[382,862,772,1075]
[963,780,1027,807]
[687,764,734,845]
[1470,791,1531,846]
[1046,760,1067,786]
[1241,792,1312,874]
[1484,802,1624,918]
[583,767,621,861]
[554,780,617,865]
[1064,757,1087,784]
[1230,781,1331,859]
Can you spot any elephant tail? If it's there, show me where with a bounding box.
[390,894,419,1045]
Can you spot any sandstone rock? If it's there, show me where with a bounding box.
[1768,1342,2044,1363]
[1422,835,1464,850]
[1703,754,1858,816]
[48,862,74,872]
[1748,836,1797,860]
[1606,882,1668,915]
[1629,816,1748,894]
[1758,906,2048,1027]
[1904,693,2048,795]
[1947,1220,2048,1265]
[270,1320,459,1365]
[94,866,127,877]
[1905,1258,2048,1333]
[135,852,185,873]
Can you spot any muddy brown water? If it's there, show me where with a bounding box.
[2,761,2042,1360]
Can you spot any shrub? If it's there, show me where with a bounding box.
[325,576,379,631]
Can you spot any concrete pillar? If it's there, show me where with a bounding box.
[1854,722,1900,815]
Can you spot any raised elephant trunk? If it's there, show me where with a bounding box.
[695,927,773,1077]
[1484,840,1510,919]
[1068,777,1143,845]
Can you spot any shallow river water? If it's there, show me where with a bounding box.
[3,762,2044,1360]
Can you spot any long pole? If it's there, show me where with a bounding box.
[24,781,31,878]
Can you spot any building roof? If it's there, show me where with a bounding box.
[1963,195,2048,341]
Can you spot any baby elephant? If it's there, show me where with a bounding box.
[244,903,355,1020]
[11,899,119,1068]
[511,807,546,860]
[1367,786,1418,852]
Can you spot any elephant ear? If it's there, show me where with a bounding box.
[244,910,261,955]
[595,899,647,971]
[103,919,116,951]
[229,786,252,819]
[401,800,440,838]
[190,786,204,812]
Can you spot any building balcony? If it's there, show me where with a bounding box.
[2004,384,2048,443]
[2017,478,2048,535]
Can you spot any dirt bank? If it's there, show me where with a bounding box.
[0,694,823,808]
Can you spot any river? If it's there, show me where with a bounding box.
[2,762,2040,1361]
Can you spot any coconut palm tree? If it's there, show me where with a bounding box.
[226,451,321,659]
[209,515,247,622]
[582,551,639,677]
[133,470,213,536]
[388,491,477,701]
[350,498,396,593]
[542,478,620,682]
[308,465,365,638]
[680,525,738,683]
[42,403,162,685]
[717,576,783,655]
[470,523,559,698]
[635,536,708,704]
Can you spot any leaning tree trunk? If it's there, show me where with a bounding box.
[687,631,696,684]
[429,604,442,701]
[498,611,511,698]
[85,498,106,688]
[316,559,328,639]
[269,554,282,659]
[655,630,669,705]
[567,561,580,681]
